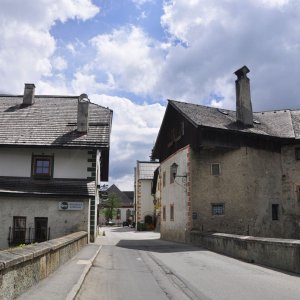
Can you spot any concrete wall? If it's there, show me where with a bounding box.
[190,231,300,274]
[0,231,88,300]
[190,146,288,237]
[160,146,190,242]
[0,196,89,250]
[0,148,89,179]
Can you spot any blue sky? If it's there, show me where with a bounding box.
[1,0,300,189]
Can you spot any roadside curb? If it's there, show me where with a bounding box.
[66,244,102,300]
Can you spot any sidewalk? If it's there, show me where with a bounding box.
[18,239,102,300]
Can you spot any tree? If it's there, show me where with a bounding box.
[101,192,121,221]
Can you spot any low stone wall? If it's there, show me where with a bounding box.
[0,231,88,299]
[190,231,300,274]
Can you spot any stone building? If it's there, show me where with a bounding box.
[134,161,159,227]
[0,84,112,249]
[152,66,300,243]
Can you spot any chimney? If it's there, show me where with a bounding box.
[77,93,90,133]
[234,66,253,126]
[23,83,35,105]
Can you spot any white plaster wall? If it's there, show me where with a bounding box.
[160,147,189,242]
[0,196,89,250]
[0,148,89,179]
[99,207,134,225]
[139,180,154,221]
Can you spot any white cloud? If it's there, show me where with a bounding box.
[72,71,115,94]
[91,94,165,186]
[159,0,300,110]
[52,56,68,71]
[109,174,134,191]
[132,0,153,8]
[89,26,165,96]
[0,0,99,94]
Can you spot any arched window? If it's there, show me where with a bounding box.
[144,215,153,224]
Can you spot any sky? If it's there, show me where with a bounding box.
[1,0,300,190]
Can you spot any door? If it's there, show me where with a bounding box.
[13,216,26,244]
[35,217,48,242]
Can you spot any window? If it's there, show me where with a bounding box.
[13,216,26,244]
[296,148,300,160]
[170,165,175,184]
[116,209,121,220]
[32,155,53,178]
[168,122,184,147]
[162,206,166,221]
[272,204,279,220]
[211,163,220,176]
[163,171,166,187]
[170,204,174,221]
[35,217,48,243]
[212,203,224,215]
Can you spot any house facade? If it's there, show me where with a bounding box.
[134,161,159,227]
[152,66,300,243]
[0,84,112,249]
[99,184,134,225]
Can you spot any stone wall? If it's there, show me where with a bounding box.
[281,145,300,238]
[190,231,300,274]
[0,231,87,299]
[190,146,289,238]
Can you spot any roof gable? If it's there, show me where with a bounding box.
[106,184,133,206]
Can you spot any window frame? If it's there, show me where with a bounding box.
[170,165,175,184]
[211,163,221,176]
[272,204,279,221]
[295,148,300,160]
[13,216,26,244]
[31,155,53,179]
[170,204,174,221]
[163,171,166,187]
[211,203,225,216]
[162,205,166,221]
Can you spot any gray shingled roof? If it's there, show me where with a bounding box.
[137,161,160,180]
[0,96,112,148]
[0,177,95,196]
[170,100,300,139]
[106,184,133,207]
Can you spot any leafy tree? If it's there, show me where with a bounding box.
[101,192,121,221]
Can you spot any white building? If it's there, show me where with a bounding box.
[0,84,112,249]
[134,161,159,228]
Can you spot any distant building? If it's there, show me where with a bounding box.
[134,161,160,227]
[99,184,134,225]
[152,66,300,242]
[0,84,112,249]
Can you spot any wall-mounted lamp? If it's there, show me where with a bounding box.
[171,162,187,179]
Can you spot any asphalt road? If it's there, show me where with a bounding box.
[76,227,300,300]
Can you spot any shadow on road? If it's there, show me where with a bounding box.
[116,238,206,253]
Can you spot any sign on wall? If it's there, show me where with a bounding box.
[58,201,84,211]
